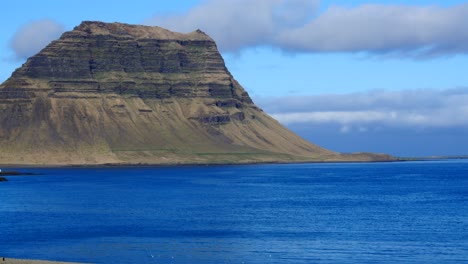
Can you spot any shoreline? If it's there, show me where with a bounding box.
[0,258,83,264]
[0,158,404,169]
[1,157,466,170]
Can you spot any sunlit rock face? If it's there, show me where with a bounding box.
[0,21,392,165]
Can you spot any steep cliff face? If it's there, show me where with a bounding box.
[0,21,392,165]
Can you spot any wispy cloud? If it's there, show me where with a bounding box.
[255,88,468,129]
[146,1,468,58]
[10,19,64,60]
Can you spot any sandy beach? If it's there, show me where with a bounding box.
[0,258,84,264]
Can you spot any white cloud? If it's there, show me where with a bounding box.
[257,88,468,128]
[146,1,468,57]
[358,126,368,132]
[10,19,64,60]
[145,0,319,52]
[340,125,350,134]
[278,3,468,57]
[271,111,389,124]
[9,2,468,59]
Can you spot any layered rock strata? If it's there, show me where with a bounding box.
[0,21,392,165]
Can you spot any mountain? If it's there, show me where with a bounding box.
[0,21,393,165]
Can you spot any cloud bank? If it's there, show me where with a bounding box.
[9,2,468,59]
[10,19,64,60]
[147,0,319,52]
[255,88,468,131]
[147,1,468,57]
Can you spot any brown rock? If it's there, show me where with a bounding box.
[0,21,394,165]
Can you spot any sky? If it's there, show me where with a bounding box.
[1,0,467,157]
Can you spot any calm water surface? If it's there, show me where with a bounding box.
[1,160,467,263]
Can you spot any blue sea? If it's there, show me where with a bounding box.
[1,160,467,263]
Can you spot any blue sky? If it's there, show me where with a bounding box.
[1,0,467,157]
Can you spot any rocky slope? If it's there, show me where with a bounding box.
[0,21,393,165]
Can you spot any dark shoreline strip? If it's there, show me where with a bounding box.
[0,257,84,263]
[0,172,41,176]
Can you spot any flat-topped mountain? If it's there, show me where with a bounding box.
[0,21,393,165]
